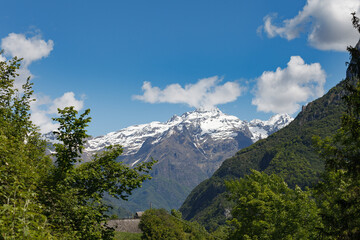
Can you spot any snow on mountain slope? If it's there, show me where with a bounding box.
[249,113,294,141]
[84,108,293,156]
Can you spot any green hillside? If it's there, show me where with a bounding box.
[179,78,347,230]
[106,175,192,217]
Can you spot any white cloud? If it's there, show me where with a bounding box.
[252,56,326,114]
[262,0,360,51]
[48,92,84,114]
[133,76,243,109]
[30,95,58,134]
[1,33,54,66]
[30,110,59,134]
[1,32,54,89]
[30,92,85,134]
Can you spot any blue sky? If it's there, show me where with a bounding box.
[0,0,359,136]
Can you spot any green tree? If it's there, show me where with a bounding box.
[313,81,360,239]
[139,209,186,240]
[0,55,54,239]
[139,208,213,240]
[225,170,322,240]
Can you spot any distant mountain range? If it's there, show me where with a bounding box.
[44,108,293,214]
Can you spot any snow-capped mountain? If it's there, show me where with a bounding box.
[45,108,293,214]
[85,108,292,157]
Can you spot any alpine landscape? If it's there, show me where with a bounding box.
[1,1,360,239]
[50,109,293,213]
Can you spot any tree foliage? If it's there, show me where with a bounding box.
[139,209,215,240]
[0,55,54,239]
[225,170,321,240]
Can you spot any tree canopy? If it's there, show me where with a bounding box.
[225,170,321,240]
[139,208,216,240]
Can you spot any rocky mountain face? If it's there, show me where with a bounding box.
[45,108,293,214]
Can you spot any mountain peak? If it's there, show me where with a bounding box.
[195,106,222,113]
[176,107,224,124]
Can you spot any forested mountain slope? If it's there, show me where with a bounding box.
[179,78,348,229]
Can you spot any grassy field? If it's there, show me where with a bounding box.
[114,231,142,240]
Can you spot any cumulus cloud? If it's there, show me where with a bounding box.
[1,33,54,66]
[30,92,85,134]
[30,110,59,134]
[261,0,360,51]
[133,76,243,109]
[1,32,54,89]
[252,56,326,114]
[48,92,84,114]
